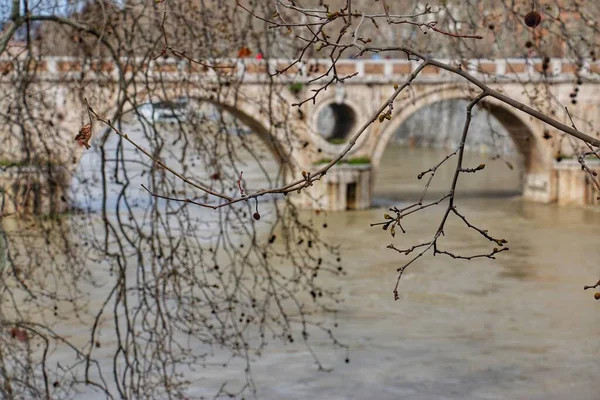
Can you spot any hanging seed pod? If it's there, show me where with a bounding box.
[524,11,542,28]
[253,212,260,220]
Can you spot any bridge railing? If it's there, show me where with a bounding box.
[0,57,598,83]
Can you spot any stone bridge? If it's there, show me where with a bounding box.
[1,56,599,213]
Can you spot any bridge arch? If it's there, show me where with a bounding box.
[105,90,309,171]
[306,87,372,156]
[370,85,548,179]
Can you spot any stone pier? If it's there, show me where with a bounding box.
[523,173,556,203]
[0,165,71,216]
[310,164,372,211]
[553,160,600,206]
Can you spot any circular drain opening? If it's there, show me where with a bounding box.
[316,103,357,143]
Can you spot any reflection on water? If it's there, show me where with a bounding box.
[5,137,600,399]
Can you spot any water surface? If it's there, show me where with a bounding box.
[230,145,599,399]
[7,139,600,400]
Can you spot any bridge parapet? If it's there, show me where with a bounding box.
[1,57,598,84]
[1,56,599,213]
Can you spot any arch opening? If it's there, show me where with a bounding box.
[125,96,295,167]
[71,95,290,212]
[316,103,357,143]
[373,97,536,203]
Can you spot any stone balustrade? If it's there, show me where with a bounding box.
[1,57,598,84]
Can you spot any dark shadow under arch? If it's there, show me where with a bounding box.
[372,92,540,201]
[316,103,357,143]
[373,91,538,174]
[479,102,535,171]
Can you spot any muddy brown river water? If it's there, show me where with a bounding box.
[4,138,600,399]
[204,145,600,400]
